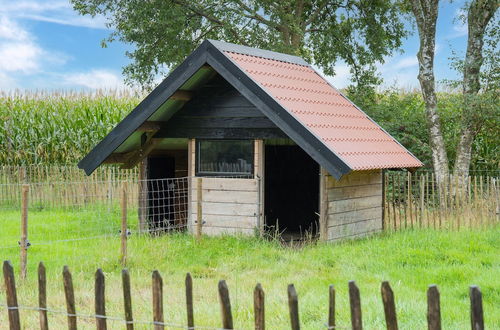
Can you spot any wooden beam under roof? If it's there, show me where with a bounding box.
[121,137,162,169]
[136,121,164,133]
[170,90,193,101]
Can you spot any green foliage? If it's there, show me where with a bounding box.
[0,90,497,171]
[351,90,499,172]
[0,91,141,165]
[70,0,407,92]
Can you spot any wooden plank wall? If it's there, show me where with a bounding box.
[326,170,383,241]
[187,139,261,235]
[190,178,259,235]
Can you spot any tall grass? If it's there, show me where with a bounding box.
[0,90,141,165]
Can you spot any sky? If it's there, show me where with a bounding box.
[0,0,471,91]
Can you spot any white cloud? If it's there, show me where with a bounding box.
[0,0,108,29]
[62,69,125,89]
[0,42,43,73]
[393,57,418,70]
[0,15,29,41]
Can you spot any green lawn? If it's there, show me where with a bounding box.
[0,208,499,329]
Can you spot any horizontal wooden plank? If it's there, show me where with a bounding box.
[182,106,266,118]
[193,214,258,227]
[192,189,258,204]
[196,177,258,192]
[328,184,382,201]
[165,117,277,129]
[327,217,382,240]
[327,170,382,188]
[200,226,255,236]
[328,206,382,227]
[191,201,258,216]
[156,127,287,139]
[328,195,382,214]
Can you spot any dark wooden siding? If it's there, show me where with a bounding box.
[156,75,287,139]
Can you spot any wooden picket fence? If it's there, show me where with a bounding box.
[2,260,486,330]
[383,171,498,230]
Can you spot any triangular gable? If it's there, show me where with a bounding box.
[78,40,421,178]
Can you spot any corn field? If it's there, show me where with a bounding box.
[0,90,141,165]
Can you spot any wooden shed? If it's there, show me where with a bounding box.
[79,40,422,241]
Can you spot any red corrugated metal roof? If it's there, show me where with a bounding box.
[225,51,423,170]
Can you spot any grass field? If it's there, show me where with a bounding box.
[0,208,499,329]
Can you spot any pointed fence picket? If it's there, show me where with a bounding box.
[1,260,487,330]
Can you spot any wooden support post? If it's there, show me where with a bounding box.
[427,285,441,330]
[349,281,362,330]
[196,178,203,239]
[152,270,164,330]
[20,184,29,280]
[319,168,328,241]
[287,284,300,330]
[420,175,425,228]
[185,273,194,329]
[408,172,413,228]
[382,170,386,230]
[381,281,398,330]
[328,285,335,329]
[95,268,107,330]
[138,159,148,233]
[63,266,77,330]
[3,260,21,330]
[218,280,233,329]
[254,283,265,330]
[121,183,128,266]
[470,286,484,330]
[122,269,134,330]
[38,262,48,330]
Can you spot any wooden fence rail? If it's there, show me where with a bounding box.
[2,260,486,330]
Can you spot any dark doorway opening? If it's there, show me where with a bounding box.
[264,145,319,240]
[147,156,176,232]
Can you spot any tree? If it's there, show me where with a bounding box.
[71,0,407,92]
[453,0,498,179]
[409,0,449,184]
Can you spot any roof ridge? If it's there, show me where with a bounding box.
[208,39,309,66]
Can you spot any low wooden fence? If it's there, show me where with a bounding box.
[1,260,486,330]
[383,171,498,230]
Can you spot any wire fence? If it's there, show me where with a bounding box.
[0,166,498,253]
[0,260,487,330]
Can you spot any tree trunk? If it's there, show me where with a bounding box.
[410,0,449,185]
[454,0,498,180]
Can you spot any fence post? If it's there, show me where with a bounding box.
[287,284,300,330]
[62,265,77,330]
[469,286,484,330]
[349,281,362,330]
[3,260,21,330]
[427,285,441,330]
[328,285,335,329]
[121,183,128,266]
[218,280,233,329]
[381,281,398,330]
[185,273,194,329]
[254,283,265,330]
[38,262,49,330]
[95,268,107,330]
[196,178,203,239]
[20,184,29,280]
[152,270,164,330]
[138,159,148,233]
[122,269,134,330]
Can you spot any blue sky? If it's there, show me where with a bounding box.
[0,0,470,91]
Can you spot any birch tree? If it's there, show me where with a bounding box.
[410,0,449,184]
[454,0,498,179]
